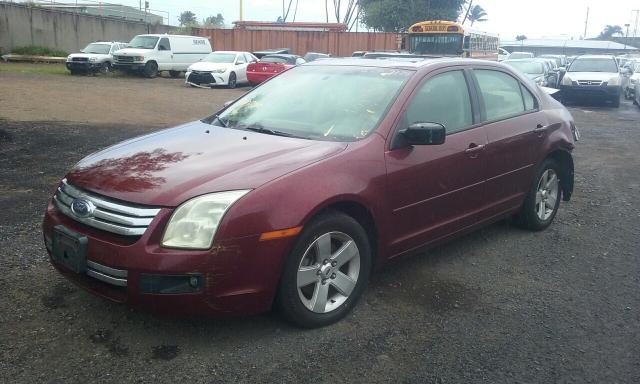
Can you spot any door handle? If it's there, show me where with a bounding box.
[464,143,485,158]
[533,124,548,137]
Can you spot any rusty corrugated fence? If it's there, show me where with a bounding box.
[193,28,401,57]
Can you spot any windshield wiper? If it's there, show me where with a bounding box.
[211,114,229,127]
[241,124,300,138]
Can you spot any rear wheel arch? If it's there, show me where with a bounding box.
[546,149,574,201]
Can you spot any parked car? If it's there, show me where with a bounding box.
[303,52,331,62]
[539,54,567,68]
[560,55,622,107]
[246,54,305,85]
[503,58,555,87]
[113,34,212,78]
[623,60,639,100]
[185,51,258,89]
[43,58,578,328]
[252,48,290,59]
[508,51,534,60]
[65,41,127,75]
[498,47,510,61]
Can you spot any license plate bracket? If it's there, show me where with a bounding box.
[52,225,87,274]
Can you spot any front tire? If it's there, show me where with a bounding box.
[277,211,372,328]
[143,61,158,78]
[610,94,620,108]
[515,158,562,231]
[227,72,237,89]
[100,62,111,75]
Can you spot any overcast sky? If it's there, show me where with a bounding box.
[136,0,639,39]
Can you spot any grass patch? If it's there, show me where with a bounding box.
[11,46,68,57]
[0,62,68,75]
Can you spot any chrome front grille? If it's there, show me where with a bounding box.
[53,179,160,236]
[115,56,134,63]
[577,80,603,86]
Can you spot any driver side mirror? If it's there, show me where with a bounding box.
[394,122,446,149]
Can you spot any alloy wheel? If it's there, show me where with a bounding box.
[296,231,360,314]
[535,169,559,221]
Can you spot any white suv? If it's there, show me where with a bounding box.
[560,55,622,107]
[66,42,127,75]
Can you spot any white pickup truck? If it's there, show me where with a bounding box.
[66,42,128,75]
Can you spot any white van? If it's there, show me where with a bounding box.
[113,34,212,78]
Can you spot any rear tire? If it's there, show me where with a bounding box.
[143,61,158,78]
[169,70,181,78]
[277,211,371,328]
[515,158,562,231]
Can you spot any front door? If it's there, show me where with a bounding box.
[156,37,173,71]
[385,69,488,257]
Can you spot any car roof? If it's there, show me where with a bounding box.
[574,54,615,60]
[263,54,300,59]
[304,57,507,71]
[211,51,244,55]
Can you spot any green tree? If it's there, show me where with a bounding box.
[360,0,466,32]
[516,35,527,41]
[467,4,487,26]
[203,13,225,28]
[178,11,198,27]
[598,25,623,39]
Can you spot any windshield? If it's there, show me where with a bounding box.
[83,43,111,54]
[568,58,618,72]
[127,36,159,49]
[214,66,411,141]
[505,61,545,75]
[203,53,236,63]
[409,34,463,55]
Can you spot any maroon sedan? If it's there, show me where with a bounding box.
[43,58,578,328]
[246,54,305,85]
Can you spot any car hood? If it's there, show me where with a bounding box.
[113,48,150,56]
[565,71,618,81]
[188,61,232,72]
[68,53,111,60]
[66,121,347,207]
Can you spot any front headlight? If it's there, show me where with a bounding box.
[134,56,145,61]
[66,55,72,62]
[211,68,226,73]
[161,190,251,249]
[608,76,621,86]
[89,57,97,62]
[631,78,637,85]
[562,74,573,86]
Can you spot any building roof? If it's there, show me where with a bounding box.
[500,38,638,50]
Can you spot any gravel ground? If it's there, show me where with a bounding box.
[1,71,639,383]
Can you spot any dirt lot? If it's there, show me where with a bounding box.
[1,68,640,383]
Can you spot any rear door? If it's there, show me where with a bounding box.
[235,53,248,82]
[385,68,488,256]
[470,67,547,217]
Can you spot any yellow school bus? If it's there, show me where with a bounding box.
[407,20,498,60]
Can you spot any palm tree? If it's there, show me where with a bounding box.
[468,5,488,26]
[598,25,623,40]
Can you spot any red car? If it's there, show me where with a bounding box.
[43,58,578,328]
[246,54,305,85]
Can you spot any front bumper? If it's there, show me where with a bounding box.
[561,84,621,99]
[113,62,145,71]
[247,72,275,85]
[66,61,103,71]
[185,71,229,86]
[43,200,294,317]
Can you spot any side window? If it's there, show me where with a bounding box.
[236,54,246,64]
[404,70,473,134]
[158,38,171,51]
[521,84,536,111]
[474,69,525,121]
[245,53,255,63]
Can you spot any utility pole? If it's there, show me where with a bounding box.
[583,7,589,39]
[633,10,639,38]
[240,0,244,21]
[624,23,630,50]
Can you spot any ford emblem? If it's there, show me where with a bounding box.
[70,198,95,218]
